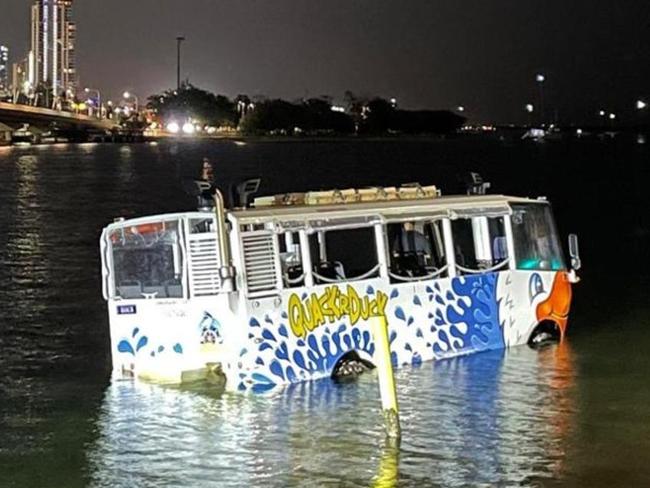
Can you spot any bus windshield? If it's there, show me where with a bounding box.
[511,202,565,271]
[109,219,184,299]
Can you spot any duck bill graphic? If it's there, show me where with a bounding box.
[536,272,573,339]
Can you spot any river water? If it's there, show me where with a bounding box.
[1,136,649,487]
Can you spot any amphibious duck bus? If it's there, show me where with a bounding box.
[100,184,580,391]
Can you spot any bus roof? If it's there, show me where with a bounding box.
[103,194,547,232]
[229,194,543,225]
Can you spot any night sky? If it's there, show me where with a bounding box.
[1,0,648,123]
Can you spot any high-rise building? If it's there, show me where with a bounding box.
[54,0,76,95]
[0,45,9,92]
[30,0,77,103]
[31,0,48,87]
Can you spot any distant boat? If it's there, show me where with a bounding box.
[11,125,37,145]
[521,128,546,141]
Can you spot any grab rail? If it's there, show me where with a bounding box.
[283,273,306,286]
[455,260,509,275]
[388,264,449,282]
[312,264,381,284]
[281,259,508,287]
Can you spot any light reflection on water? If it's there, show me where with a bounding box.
[86,343,575,488]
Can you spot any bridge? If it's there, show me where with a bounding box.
[0,101,117,131]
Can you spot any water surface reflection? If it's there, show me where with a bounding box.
[87,343,574,487]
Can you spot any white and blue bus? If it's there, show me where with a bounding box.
[100,184,580,392]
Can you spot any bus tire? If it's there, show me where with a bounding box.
[332,351,374,379]
[528,320,561,348]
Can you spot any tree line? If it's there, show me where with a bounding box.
[147,84,466,135]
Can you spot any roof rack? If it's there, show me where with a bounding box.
[252,183,440,207]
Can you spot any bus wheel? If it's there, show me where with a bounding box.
[332,351,373,379]
[528,320,561,348]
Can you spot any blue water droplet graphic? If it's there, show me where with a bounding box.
[136,336,148,352]
[117,340,135,356]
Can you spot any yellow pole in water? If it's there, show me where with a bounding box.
[371,314,401,441]
[371,437,400,488]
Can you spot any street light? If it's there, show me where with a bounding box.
[123,91,139,112]
[176,36,185,90]
[84,87,102,119]
[535,73,545,125]
[525,103,534,127]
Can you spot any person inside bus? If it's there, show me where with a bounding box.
[392,221,432,275]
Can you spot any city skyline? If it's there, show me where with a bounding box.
[0,0,649,123]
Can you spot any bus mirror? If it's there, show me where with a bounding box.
[568,233,581,270]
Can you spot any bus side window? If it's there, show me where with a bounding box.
[488,217,508,262]
[278,231,303,287]
[310,227,379,284]
[426,220,447,269]
[388,220,447,282]
[451,219,478,271]
[452,216,509,274]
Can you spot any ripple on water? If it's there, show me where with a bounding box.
[79,343,578,488]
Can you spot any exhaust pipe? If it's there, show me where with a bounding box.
[213,189,236,292]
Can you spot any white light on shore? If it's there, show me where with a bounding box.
[525,104,534,113]
[167,122,180,133]
[609,113,616,120]
[536,74,545,83]
[182,122,195,135]
[637,100,647,110]
[599,110,606,116]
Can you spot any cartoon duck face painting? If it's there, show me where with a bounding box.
[499,271,572,347]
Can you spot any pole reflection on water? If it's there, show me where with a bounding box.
[85,342,574,487]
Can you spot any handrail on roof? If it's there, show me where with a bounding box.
[253,183,441,208]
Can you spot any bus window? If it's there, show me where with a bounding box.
[511,203,565,271]
[278,231,303,287]
[452,216,509,274]
[109,220,184,299]
[488,217,508,263]
[189,217,215,234]
[451,219,478,271]
[388,220,446,282]
[310,227,379,284]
